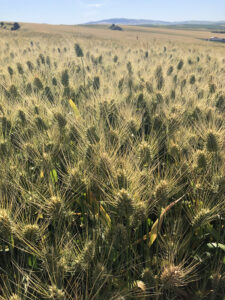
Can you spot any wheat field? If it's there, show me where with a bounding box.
[0,24,224,299]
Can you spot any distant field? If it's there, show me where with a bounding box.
[140,23,225,31]
[2,22,225,47]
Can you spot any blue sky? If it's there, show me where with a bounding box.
[1,0,225,24]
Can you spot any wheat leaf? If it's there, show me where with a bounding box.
[69,99,80,118]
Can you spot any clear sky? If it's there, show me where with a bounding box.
[1,0,225,25]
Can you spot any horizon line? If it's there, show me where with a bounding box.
[1,18,225,26]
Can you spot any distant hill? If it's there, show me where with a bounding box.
[86,18,170,25]
[86,18,225,26]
